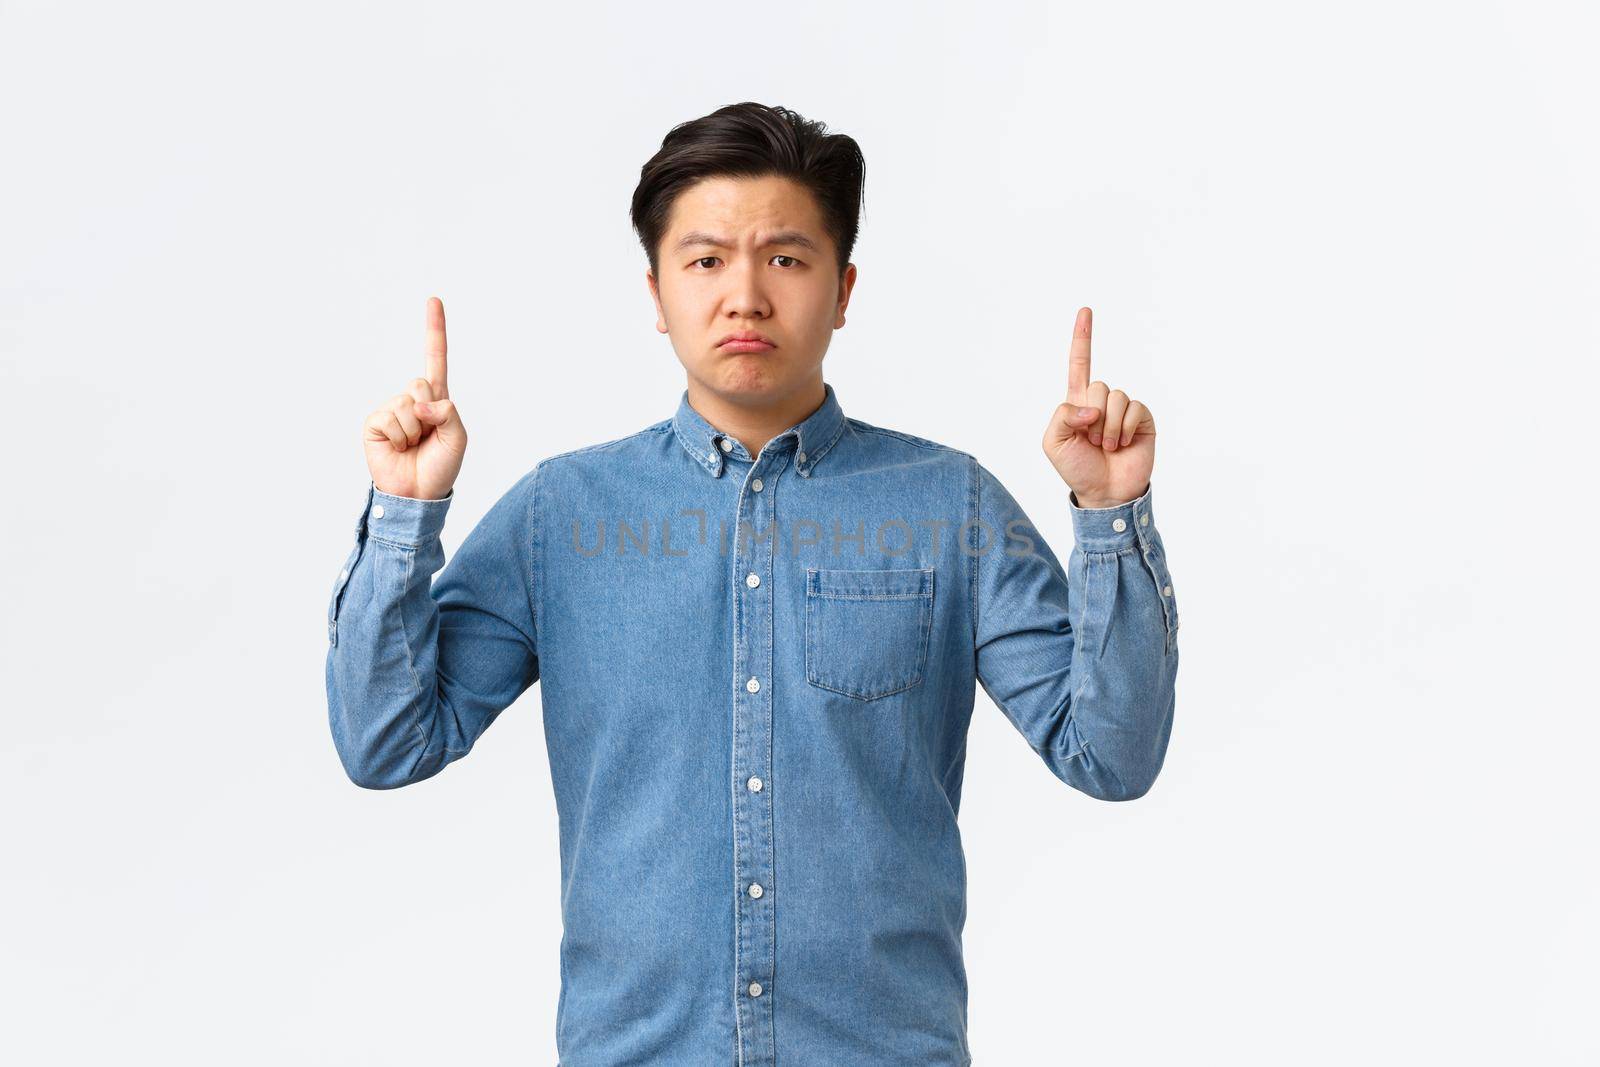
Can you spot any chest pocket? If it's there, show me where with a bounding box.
[805,567,935,701]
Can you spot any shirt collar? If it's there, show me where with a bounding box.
[672,381,848,480]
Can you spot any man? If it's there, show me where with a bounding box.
[326,101,1179,1067]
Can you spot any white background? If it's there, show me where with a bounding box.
[2,1,1595,1063]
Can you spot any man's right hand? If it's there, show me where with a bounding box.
[363,296,468,500]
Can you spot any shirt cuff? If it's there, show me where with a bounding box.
[363,481,454,547]
[1068,481,1154,552]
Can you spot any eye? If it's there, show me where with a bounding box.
[689,255,802,270]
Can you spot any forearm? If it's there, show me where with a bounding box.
[324,485,459,789]
[1055,482,1179,800]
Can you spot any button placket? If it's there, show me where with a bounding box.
[730,452,780,1061]
[1130,508,1175,641]
[328,538,365,647]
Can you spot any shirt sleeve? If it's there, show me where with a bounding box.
[971,460,1178,801]
[324,468,542,789]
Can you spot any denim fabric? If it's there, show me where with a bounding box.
[325,382,1179,1066]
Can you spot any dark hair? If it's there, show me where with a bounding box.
[630,102,866,279]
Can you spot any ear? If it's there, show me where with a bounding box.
[646,268,667,334]
[835,262,857,327]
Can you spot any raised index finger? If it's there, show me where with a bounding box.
[425,296,449,400]
[1067,306,1092,406]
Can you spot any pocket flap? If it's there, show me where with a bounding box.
[807,567,933,599]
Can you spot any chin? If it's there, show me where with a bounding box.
[719,370,782,398]
[709,357,788,397]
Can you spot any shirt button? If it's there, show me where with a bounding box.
[1163,585,1173,596]
[746,676,760,693]
[1139,513,1149,525]
[719,437,733,453]
[748,882,763,898]
[751,478,763,492]
[748,776,763,792]
[796,451,806,463]
[1112,517,1126,532]
[371,504,386,519]
[745,572,760,588]
[748,982,763,997]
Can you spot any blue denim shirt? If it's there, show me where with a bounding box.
[325,382,1179,1066]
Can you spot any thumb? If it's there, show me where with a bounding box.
[414,399,466,449]
[1051,402,1099,432]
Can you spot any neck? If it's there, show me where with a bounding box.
[685,374,827,458]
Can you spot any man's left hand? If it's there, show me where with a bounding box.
[1040,306,1157,508]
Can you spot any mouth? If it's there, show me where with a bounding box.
[718,331,776,353]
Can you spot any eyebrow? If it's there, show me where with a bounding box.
[672,230,821,254]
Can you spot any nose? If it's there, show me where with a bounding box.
[724,258,771,320]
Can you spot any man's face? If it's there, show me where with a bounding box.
[648,174,856,405]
